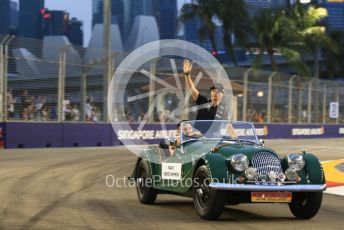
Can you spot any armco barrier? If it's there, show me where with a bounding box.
[2,122,344,149]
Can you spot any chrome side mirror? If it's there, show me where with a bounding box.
[259,139,265,146]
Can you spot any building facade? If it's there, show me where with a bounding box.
[41,9,69,36]
[153,0,177,39]
[68,18,84,46]
[183,16,225,52]
[244,0,288,18]
[10,1,18,34]
[18,0,45,39]
[0,0,10,35]
[92,0,125,37]
[321,0,344,32]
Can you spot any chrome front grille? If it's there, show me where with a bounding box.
[251,151,282,175]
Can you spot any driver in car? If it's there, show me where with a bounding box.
[174,121,202,147]
[182,122,202,138]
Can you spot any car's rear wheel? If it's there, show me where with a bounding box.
[289,192,323,219]
[192,165,226,220]
[136,160,157,204]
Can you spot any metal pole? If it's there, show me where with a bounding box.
[0,44,3,122]
[297,82,302,124]
[314,46,320,123]
[0,35,9,122]
[242,68,252,121]
[3,36,14,122]
[103,0,112,122]
[149,60,157,123]
[322,84,327,124]
[81,72,87,122]
[307,79,313,123]
[267,72,277,123]
[58,45,69,122]
[288,75,297,123]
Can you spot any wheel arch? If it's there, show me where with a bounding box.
[303,153,325,184]
[193,154,228,183]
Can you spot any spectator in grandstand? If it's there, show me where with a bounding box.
[22,102,35,121]
[63,104,72,121]
[22,107,29,120]
[35,96,46,120]
[71,104,80,121]
[137,111,145,122]
[20,90,29,105]
[19,90,29,115]
[85,97,92,121]
[7,90,16,119]
[49,106,57,120]
[183,59,228,120]
[127,113,134,123]
[272,109,284,123]
[302,110,307,122]
[41,105,51,121]
[253,111,264,123]
[91,103,99,122]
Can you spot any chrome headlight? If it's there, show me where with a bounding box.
[287,154,305,171]
[285,168,300,181]
[230,154,249,172]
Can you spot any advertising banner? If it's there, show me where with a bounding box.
[3,122,344,149]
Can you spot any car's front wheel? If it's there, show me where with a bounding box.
[289,192,323,219]
[136,160,157,204]
[192,165,226,220]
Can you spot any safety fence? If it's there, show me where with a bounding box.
[1,35,343,125]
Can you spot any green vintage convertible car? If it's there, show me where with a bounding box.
[131,120,326,220]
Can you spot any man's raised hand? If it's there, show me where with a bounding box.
[183,59,192,75]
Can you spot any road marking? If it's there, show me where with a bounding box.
[325,186,344,196]
[321,159,344,196]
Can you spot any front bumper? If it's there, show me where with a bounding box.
[209,182,326,192]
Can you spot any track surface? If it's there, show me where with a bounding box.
[0,139,344,229]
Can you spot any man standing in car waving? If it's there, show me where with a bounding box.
[183,59,236,137]
[183,59,228,120]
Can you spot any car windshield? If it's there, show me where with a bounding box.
[180,120,259,144]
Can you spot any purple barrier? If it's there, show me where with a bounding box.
[3,122,344,149]
[62,123,113,147]
[5,122,63,148]
[0,122,5,149]
[254,124,344,139]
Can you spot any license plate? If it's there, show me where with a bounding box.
[251,192,292,203]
